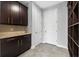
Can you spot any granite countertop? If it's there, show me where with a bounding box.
[0,31,31,39]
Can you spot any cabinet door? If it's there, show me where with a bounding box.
[78,47,79,57]
[0,2,1,24]
[1,39,7,57]
[25,34,31,49]
[20,4,28,26]
[1,38,19,57]
[19,35,31,53]
[5,38,19,57]
[1,1,11,24]
[22,35,31,51]
[10,1,20,25]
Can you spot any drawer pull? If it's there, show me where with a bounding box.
[21,40,22,46]
[18,40,19,46]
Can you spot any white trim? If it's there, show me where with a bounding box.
[31,42,68,50]
[56,44,68,49]
[42,42,68,49]
[31,45,36,49]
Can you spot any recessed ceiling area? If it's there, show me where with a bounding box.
[34,1,64,9]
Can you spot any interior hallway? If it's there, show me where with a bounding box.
[19,43,69,57]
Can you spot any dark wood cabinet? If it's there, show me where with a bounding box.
[20,4,28,26]
[5,38,19,57]
[0,34,31,57]
[11,1,20,25]
[0,1,28,26]
[1,1,11,24]
[0,2,1,23]
[17,35,31,55]
[68,1,79,57]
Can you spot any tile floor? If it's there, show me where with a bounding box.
[19,43,69,57]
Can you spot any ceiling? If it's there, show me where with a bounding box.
[19,1,29,7]
[19,1,64,9]
[34,1,64,9]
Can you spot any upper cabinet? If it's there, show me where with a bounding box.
[11,2,20,25]
[20,3,28,26]
[1,2,11,24]
[0,2,1,23]
[0,1,28,26]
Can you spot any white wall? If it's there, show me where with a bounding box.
[43,2,68,48]
[28,2,32,32]
[57,2,68,48]
[43,7,57,44]
[31,2,43,48]
[19,1,68,49]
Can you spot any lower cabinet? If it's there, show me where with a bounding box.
[0,34,31,57]
[17,35,31,55]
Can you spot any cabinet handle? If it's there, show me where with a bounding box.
[20,20,22,24]
[8,17,10,23]
[18,40,19,46]
[11,18,13,24]
[21,40,22,46]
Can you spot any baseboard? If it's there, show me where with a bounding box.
[56,44,68,49]
[31,42,42,49]
[42,41,46,43]
[42,42,68,49]
[31,45,36,49]
[31,42,68,49]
